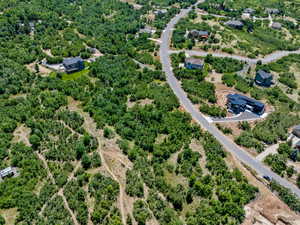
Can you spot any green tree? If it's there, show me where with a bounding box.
[29,134,41,149]
[82,154,91,169]
[133,200,151,225]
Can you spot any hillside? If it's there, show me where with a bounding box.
[0,0,300,225]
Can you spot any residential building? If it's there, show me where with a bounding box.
[154,9,167,16]
[242,13,251,20]
[271,22,282,29]
[63,57,85,73]
[184,57,204,70]
[255,70,273,87]
[266,8,280,15]
[139,26,156,35]
[189,30,210,39]
[292,125,300,138]
[227,93,265,115]
[0,167,16,179]
[244,8,256,15]
[224,20,244,29]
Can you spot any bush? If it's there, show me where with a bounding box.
[264,154,287,175]
[133,200,151,225]
[235,132,264,153]
[29,134,41,149]
[238,121,250,131]
[199,104,226,117]
[216,123,232,134]
[270,181,300,212]
[46,56,63,64]
[81,154,92,169]
[104,127,115,139]
[0,216,5,225]
[222,73,236,87]
[278,72,297,89]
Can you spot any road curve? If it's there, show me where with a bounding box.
[170,48,300,65]
[159,1,300,198]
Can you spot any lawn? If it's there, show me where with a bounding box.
[62,68,90,81]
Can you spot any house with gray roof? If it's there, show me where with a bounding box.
[255,70,273,87]
[265,8,280,14]
[154,9,167,16]
[292,125,300,138]
[224,20,244,29]
[63,57,84,73]
[184,57,204,70]
[189,30,210,39]
[271,22,282,30]
[139,26,156,35]
[244,8,256,15]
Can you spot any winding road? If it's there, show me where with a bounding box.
[159,1,300,198]
[170,48,300,65]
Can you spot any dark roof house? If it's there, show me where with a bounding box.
[292,125,300,138]
[266,8,280,14]
[244,8,256,14]
[139,26,156,35]
[184,57,204,70]
[227,93,265,115]
[189,30,210,39]
[255,70,273,87]
[63,57,84,73]
[154,9,167,16]
[224,20,244,29]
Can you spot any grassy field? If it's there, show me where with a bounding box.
[62,68,90,81]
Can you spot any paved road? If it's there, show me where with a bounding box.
[159,1,300,198]
[171,48,300,65]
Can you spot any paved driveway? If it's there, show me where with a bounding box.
[159,0,300,197]
[211,111,262,123]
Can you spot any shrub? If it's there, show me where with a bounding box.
[199,104,226,117]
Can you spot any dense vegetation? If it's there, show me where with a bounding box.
[171,52,244,117]
[270,181,300,212]
[172,4,300,57]
[2,0,300,224]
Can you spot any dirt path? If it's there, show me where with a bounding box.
[37,152,80,225]
[58,188,80,225]
[68,99,127,225]
[83,185,94,225]
[256,144,279,161]
[59,120,83,138]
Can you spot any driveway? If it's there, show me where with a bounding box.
[211,111,262,123]
[159,0,300,197]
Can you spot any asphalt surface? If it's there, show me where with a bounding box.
[159,1,300,198]
[211,111,261,123]
[171,48,300,65]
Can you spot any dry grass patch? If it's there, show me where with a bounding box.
[12,124,31,147]
[0,208,18,225]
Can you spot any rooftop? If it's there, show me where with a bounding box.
[190,30,209,36]
[266,8,280,14]
[227,93,264,108]
[185,57,204,65]
[225,20,244,27]
[63,57,83,66]
[244,8,255,14]
[257,70,272,79]
[271,22,282,29]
